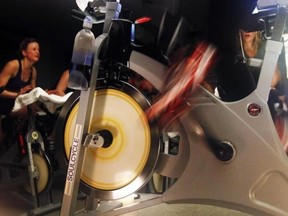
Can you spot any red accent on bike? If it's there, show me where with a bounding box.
[18,134,26,155]
[135,17,152,24]
[247,103,262,117]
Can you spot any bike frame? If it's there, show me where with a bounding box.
[60,1,288,216]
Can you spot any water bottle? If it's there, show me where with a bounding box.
[68,16,95,90]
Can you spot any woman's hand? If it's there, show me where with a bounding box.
[19,85,32,95]
[46,89,65,96]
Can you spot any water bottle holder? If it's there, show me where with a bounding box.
[74,64,92,82]
[68,64,92,90]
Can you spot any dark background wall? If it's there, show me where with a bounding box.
[0,0,101,89]
[0,0,257,89]
[0,0,154,89]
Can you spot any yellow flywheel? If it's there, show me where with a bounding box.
[62,85,159,199]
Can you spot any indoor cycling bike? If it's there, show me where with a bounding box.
[57,0,288,216]
[0,88,71,215]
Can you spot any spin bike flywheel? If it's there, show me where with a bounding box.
[58,80,159,200]
[22,152,52,194]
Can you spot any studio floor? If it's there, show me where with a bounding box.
[0,170,253,216]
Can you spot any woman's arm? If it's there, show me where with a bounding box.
[47,69,69,96]
[0,60,19,98]
[56,69,69,93]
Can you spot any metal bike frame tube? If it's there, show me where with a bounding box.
[60,34,108,216]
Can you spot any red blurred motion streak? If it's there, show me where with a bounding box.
[135,17,152,24]
[145,42,217,127]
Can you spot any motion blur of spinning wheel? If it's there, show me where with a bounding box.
[57,80,159,200]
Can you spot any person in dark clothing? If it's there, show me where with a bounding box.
[0,38,40,144]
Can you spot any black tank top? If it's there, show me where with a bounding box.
[0,59,32,115]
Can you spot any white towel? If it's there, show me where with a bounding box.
[12,87,73,113]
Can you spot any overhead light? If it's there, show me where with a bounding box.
[76,0,94,11]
